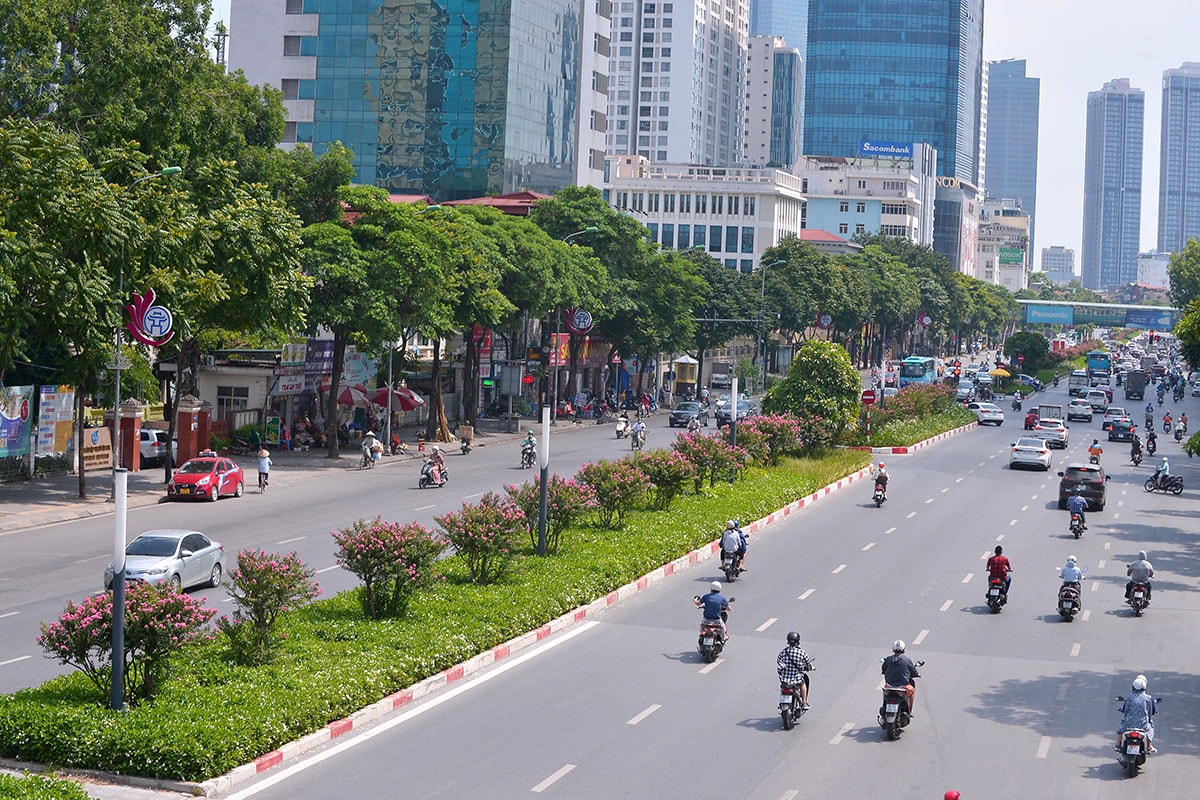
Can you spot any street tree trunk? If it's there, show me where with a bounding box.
[325,331,347,459]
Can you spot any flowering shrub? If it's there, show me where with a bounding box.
[332,519,442,618]
[634,449,696,510]
[739,414,803,465]
[37,582,216,706]
[505,475,596,553]
[436,493,525,584]
[671,431,749,489]
[728,423,768,466]
[217,549,320,664]
[576,458,652,528]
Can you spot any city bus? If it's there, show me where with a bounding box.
[1086,349,1112,376]
[898,356,937,387]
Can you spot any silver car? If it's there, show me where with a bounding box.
[104,530,225,592]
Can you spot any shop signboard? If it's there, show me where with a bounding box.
[0,385,34,458]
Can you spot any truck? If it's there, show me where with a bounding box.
[1124,369,1147,401]
[1068,370,1091,397]
[1038,404,1063,422]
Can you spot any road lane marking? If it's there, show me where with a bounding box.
[1039,484,1046,490]
[315,565,340,574]
[978,462,986,467]
[940,600,953,612]
[996,534,1005,541]
[1056,683,1069,701]
[1118,501,1124,507]
[779,792,799,800]
[1121,489,1127,495]
[968,468,976,474]
[955,477,964,483]
[1031,494,1039,500]
[912,629,929,645]
[862,543,875,551]
[1098,560,1106,569]
[1021,505,1029,512]
[941,488,949,493]
[830,723,854,745]
[906,512,917,519]
[832,564,847,574]
[464,492,484,500]
[885,527,897,535]
[223,623,601,799]
[1091,582,1099,592]
[626,704,661,725]
[1113,512,1120,520]
[1036,736,1052,759]
[989,454,996,459]
[278,536,305,544]
[0,611,18,619]
[699,659,724,674]
[1082,610,1091,622]
[416,504,436,511]
[531,764,576,793]
[962,573,974,584]
[756,618,778,632]
[1104,542,1111,550]
[798,589,815,600]
[1070,643,1081,657]
[1009,519,1018,526]
[0,656,31,667]
[925,498,935,504]
[981,551,990,560]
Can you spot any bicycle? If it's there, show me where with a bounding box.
[258,471,269,494]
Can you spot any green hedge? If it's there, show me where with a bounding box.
[0,773,91,800]
[2,452,874,781]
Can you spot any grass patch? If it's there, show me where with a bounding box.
[0,773,91,800]
[846,407,975,447]
[0,451,869,782]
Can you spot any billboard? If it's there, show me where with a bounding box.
[1025,304,1074,325]
[859,140,913,158]
[999,247,1025,265]
[1124,308,1175,331]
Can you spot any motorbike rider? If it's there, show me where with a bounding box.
[1067,488,1089,530]
[362,431,381,464]
[615,410,630,435]
[1088,439,1104,463]
[986,545,1013,598]
[1126,551,1155,604]
[1146,430,1158,455]
[1162,411,1172,433]
[1060,555,1084,586]
[695,581,730,637]
[723,519,748,569]
[631,417,647,446]
[428,445,446,484]
[1151,455,1170,489]
[1182,412,1189,433]
[881,640,920,716]
[1145,403,1155,428]
[776,632,814,710]
[719,520,743,568]
[522,430,537,457]
[1130,433,1143,462]
[872,461,890,498]
[1115,675,1158,753]
[686,415,701,434]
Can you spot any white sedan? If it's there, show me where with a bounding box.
[1033,417,1070,449]
[1010,437,1052,471]
[968,402,1004,426]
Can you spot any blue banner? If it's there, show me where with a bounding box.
[859,140,914,158]
[0,385,35,458]
[1025,305,1074,325]
[1124,308,1175,331]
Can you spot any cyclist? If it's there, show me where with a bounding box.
[256,448,272,492]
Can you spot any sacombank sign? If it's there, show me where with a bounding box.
[859,140,914,158]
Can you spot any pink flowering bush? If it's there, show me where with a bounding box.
[633,449,695,510]
[505,475,596,553]
[576,457,652,528]
[217,549,320,664]
[671,430,749,489]
[37,582,216,706]
[739,414,803,465]
[436,493,525,584]
[332,519,442,618]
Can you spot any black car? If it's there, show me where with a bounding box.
[1057,464,1109,511]
[1108,419,1135,442]
[715,399,759,428]
[668,401,709,427]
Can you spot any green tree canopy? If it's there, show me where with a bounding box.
[762,339,860,438]
[1003,331,1050,371]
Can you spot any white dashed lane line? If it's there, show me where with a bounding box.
[1020,505,1029,512]
[1036,736,1052,759]
[862,543,876,551]
[798,589,815,600]
[779,792,799,800]
[1070,643,1081,657]
[940,600,953,612]
[315,565,340,574]
[906,512,917,519]
[830,723,854,745]
[0,611,18,619]
[1082,610,1091,622]
[885,527,897,535]
[1009,519,1018,526]
[980,551,990,560]
[912,629,929,645]
[925,498,935,504]
[1055,683,1069,701]
[531,764,576,793]
[1092,582,1100,592]
[962,573,974,584]
[955,477,964,483]
[699,659,724,674]
[996,534,1005,541]
[941,488,949,493]
[0,656,31,667]
[278,536,305,544]
[1105,542,1111,550]
[832,564,847,574]
[756,618,778,632]
[1098,560,1106,568]
[626,704,661,726]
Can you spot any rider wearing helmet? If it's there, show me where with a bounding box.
[1088,439,1104,462]
[881,639,921,716]
[1116,674,1158,753]
[724,519,748,569]
[1060,555,1084,586]
[1125,551,1155,604]
[694,580,730,637]
[1152,455,1170,489]
[872,461,890,498]
[776,631,814,709]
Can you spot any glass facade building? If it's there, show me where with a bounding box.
[1158,63,1200,255]
[984,59,1040,256]
[749,0,808,54]
[803,0,984,183]
[1081,78,1144,290]
[287,0,584,200]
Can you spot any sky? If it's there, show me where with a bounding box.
[210,0,1199,271]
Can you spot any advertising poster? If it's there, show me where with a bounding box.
[0,385,35,458]
[36,385,76,455]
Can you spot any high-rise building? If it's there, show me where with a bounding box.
[743,36,803,170]
[976,198,1031,292]
[749,0,808,55]
[1081,78,1144,290]
[228,0,609,200]
[984,59,1040,255]
[1040,245,1076,284]
[803,0,984,183]
[1158,62,1200,254]
[933,177,980,276]
[606,0,749,167]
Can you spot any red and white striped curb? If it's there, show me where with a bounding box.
[197,427,962,795]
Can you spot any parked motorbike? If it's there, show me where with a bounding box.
[614,417,630,439]
[1069,512,1085,539]
[418,458,446,489]
[1115,696,1160,777]
[695,597,733,663]
[779,661,815,731]
[1143,475,1183,495]
[520,444,536,469]
[878,659,924,740]
[872,482,887,507]
[986,577,1007,613]
[1129,581,1151,616]
[721,549,742,583]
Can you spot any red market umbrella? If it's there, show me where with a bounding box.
[370,385,426,411]
[335,384,371,408]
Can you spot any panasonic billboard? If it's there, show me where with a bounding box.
[859,140,914,158]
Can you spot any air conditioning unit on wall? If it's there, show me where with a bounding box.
[203,355,216,367]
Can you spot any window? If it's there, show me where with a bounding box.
[664,193,675,212]
[639,121,651,131]
[647,223,658,242]
[745,197,756,216]
[283,36,302,56]
[619,31,633,41]
[639,105,651,116]
[619,46,632,56]
[216,386,249,421]
[657,121,669,131]
[740,260,753,273]
[741,227,754,253]
[725,259,738,269]
[725,226,738,251]
[642,47,654,58]
[801,178,808,193]
[661,223,674,248]
[678,224,690,249]
[838,223,849,235]
[709,225,722,252]
[681,193,690,213]
[881,203,908,215]
[281,79,299,100]
[729,196,739,215]
[839,201,849,213]
[855,223,866,235]
[697,194,707,214]
[285,0,304,13]
[858,180,867,189]
[856,202,866,213]
[641,90,652,101]
[282,122,297,142]
[693,226,706,248]
[714,195,723,215]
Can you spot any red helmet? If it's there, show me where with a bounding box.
[945,792,961,800]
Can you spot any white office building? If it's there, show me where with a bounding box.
[976,198,1031,291]
[742,35,803,170]
[606,0,750,166]
[1040,245,1076,283]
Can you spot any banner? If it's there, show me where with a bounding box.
[36,385,75,455]
[0,385,35,458]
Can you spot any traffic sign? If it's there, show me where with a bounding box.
[861,390,876,405]
[1017,354,1025,364]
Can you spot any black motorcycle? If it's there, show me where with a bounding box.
[986,578,1006,613]
[1129,581,1151,616]
[872,482,887,507]
[1131,450,1143,466]
[878,660,924,740]
[1058,580,1082,621]
[1143,474,1183,495]
[695,597,733,663]
[1069,512,1085,539]
[779,662,815,731]
[520,445,536,469]
[1115,696,1161,777]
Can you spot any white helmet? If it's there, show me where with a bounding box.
[893,640,905,653]
[710,581,722,592]
[1068,555,1077,564]
[432,445,440,452]
[1132,675,1147,691]
[726,520,736,529]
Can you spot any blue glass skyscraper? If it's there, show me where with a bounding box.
[803,0,984,183]
[985,59,1040,257]
[1158,63,1200,254]
[749,0,808,54]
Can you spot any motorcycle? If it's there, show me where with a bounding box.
[631,429,646,451]
[520,444,536,469]
[1012,398,1022,411]
[1143,474,1183,495]
[1069,512,1085,539]
[1145,414,1154,430]
[1157,394,1164,406]
[418,458,446,489]
[986,577,1007,613]
[359,448,376,469]
[1131,450,1143,466]
[1053,376,1060,387]
[872,482,887,507]
[1057,578,1084,622]
[1115,696,1160,777]
[1162,418,1171,434]
[721,549,742,583]
[779,661,815,731]
[614,417,630,439]
[695,596,733,663]
[1174,425,1184,442]
[460,438,472,455]
[878,660,924,740]
[1147,438,1157,456]
[1129,581,1151,616]
[1089,453,1101,465]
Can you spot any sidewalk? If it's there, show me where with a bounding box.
[0,418,551,536]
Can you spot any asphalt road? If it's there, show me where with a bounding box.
[217,384,1200,799]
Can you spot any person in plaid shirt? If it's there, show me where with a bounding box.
[776,632,814,710]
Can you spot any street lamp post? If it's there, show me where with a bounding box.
[110,165,181,712]
[759,260,785,394]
